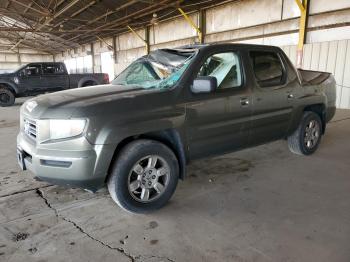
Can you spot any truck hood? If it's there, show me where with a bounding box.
[22,84,157,119]
[0,72,15,77]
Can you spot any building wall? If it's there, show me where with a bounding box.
[205,1,350,46]
[54,0,350,107]
[0,48,53,73]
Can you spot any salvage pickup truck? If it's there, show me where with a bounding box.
[0,62,109,106]
[17,44,336,213]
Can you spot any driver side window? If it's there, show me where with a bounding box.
[198,52,242,90]
[22,65,41,77]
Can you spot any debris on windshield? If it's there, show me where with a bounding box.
[112,47,198,89]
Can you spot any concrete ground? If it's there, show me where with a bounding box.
[0,97,349,262]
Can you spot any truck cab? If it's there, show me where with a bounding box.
[0,62,109,107]
[17,63,69,94]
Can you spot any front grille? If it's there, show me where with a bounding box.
[24,118,37,140]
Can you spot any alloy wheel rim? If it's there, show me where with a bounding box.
[304,120,320,149]
[128,155,170,203]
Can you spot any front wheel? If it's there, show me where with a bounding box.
[107,139,179,213]
[0,88,15,107]
[288,111,323,155]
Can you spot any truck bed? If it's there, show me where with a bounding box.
[298,69,331,86]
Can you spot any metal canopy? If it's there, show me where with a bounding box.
[0,0,230,54]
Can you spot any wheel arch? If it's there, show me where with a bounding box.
[0,81,18,95]
[106,129,187,182]
[78,77,98,87]
[303,103,326,134]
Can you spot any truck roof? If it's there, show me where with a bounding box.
[177,43,281,50]
[148,43,282,58]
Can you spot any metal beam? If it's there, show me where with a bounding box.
[127,25,149,54]
[178,8,202,44]
[67,0,173,42]
[96,36,113,50]
[22,2,33,15]
[10,0,49,15]
[112,36,117,64]
[91,42,95,73]
[295,0,309,68]
[16,47,21,66]
[74,0,180,44]
[5,0,11,9]
[10,0,81,50]
[70,1,96,18]
[59,0,139,39]
[0,27,127,33]
[198,9,205,44]
[145,26,150,54]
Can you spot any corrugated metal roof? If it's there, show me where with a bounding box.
[0,0,233,53]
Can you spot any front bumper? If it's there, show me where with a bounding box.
[17,132,115,192]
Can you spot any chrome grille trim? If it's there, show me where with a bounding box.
[24,118,37,140]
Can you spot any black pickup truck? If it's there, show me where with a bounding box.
[17,44,336,213]
[0,62,109,106]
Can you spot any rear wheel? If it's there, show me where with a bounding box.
[288,111,322,155]
[107,139,179,213]
[0,88,15,107]
[81,81,97,87]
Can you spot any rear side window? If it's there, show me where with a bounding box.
[249,51,285,87]
[42,64,65,75]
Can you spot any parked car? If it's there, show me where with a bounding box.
[0,62,109,106]
[17,44,336,213]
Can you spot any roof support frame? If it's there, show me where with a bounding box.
[178,7,203,44]
[127,25,149,54]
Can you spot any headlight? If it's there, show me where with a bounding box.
[48,119,86,140]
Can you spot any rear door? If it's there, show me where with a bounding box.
[186,50,252,159]
[41,63,69,92]
[248,49,296,145]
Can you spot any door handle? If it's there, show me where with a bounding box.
[240,98,250,107]
[287,93,294,99]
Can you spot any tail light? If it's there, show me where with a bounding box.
[103,74,109,84]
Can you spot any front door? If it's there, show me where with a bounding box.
[18,64,44,93]
[248,50,295,145]
[186,51,252,160]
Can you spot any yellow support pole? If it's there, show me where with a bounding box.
[178,8,203,44]
[295,0,309,68]
[127,25,150,54]
[295,0,305,12]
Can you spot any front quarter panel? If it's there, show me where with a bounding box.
[81,90,186,146]
[0,77,19,94]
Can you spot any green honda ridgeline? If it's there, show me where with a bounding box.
[17,44,336,213]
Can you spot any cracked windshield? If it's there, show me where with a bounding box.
[111,48,197,89]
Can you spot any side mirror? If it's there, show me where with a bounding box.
[18,70,25,77]
[191,76,217,94]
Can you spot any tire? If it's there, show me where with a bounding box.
[107,139,179,214]
[0,88,15,107]
[288,111,323,155]
[81,81,97,87]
